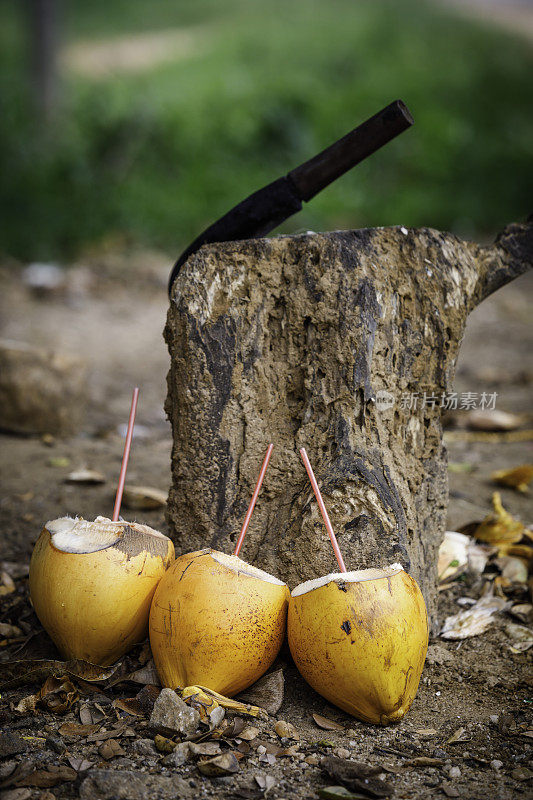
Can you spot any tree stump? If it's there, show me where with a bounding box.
[164,222,532,628]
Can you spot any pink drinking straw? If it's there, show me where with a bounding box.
[233,444,274,557]
[112,387,140,522]
[299,447,347,572]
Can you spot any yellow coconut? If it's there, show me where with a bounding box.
[288,564,428,725]
[149,549,289,696]
[29,516,174,665]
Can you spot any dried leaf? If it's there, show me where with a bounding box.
[189,742,222,756]
[441,594,509,640]
[274,720,299,740]
[438,532,469,582]
[466,409,525,432]
[0,659,120,690]
[181,684,267,720]
[321,756,392,798]
[496,555,529,583]
[492,464,533,493]
[122,485,167,510]
[38,676,79,713]
[15,765,77,788]
[237,669,284,715]
[222,718,246,738]
[65,469,105,485]
[474,493,525,546]
[98,739,125,760]
[127,660,160,686]
[505,623,533,652]
[509,603,533,624]
[67,756,94,772]
[58,722,100,738]
[447,727,469,744]
[113,697,143,716]
[255,774,276,792]
[239,726,260,741]
[312,713,344,731]
[197,752,240,776]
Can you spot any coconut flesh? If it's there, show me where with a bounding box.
[47,515,168,553]
[291,563,404,596]
[208,549,286,585]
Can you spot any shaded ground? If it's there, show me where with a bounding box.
[0,240,531,799]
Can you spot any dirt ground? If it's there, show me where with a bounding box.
[0,239,531,800]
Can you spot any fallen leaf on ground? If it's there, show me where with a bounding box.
[505,622,533,652]
[15,765,77,788]
[492,464,533,493]
[113,697,143,716]
[466,409,525,432]
[67,756,94,772]
[447,727,469,744]
[321,756,393,797]
[509,603,533,624]
[441,594,509,639]
[122,485,167,509]
[438,532,469,581]
[255,774,276,792]
[197,752,240,776]
[98,739,125,760]
[0,659,120,690]
[274,720,299,740]
[239,726,260,741]
[495,555,529,583]
[58,722,100,738]
[474,493,525,546]
[312,713,344,731]
[65,469,105,485]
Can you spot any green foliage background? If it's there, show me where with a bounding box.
[1,0,532,261]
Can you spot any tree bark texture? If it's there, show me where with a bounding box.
[164,221,532,628]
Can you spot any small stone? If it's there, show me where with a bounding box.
[0,339,87,436]
[99,739,126,760]
[150,688,200,736]
[197,752,239,777]
[448,766,461,779]
[512,766,532,781]
[209,706,225,729]
[162,743,191,767]
[79,769,192,799]
[1,790,32,800]
[441,782,460,798]
[334,748,350,759]
[0,733,26,758]
[433,748,447,759]
[491,760,503,771]
[274,720,299,740]
[131,739,158,757]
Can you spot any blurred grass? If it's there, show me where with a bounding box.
[0,0,532,261]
